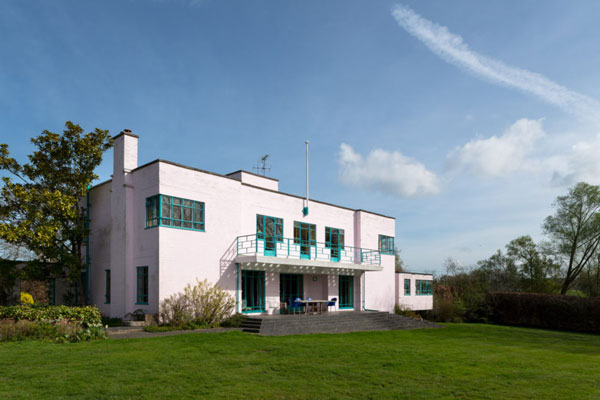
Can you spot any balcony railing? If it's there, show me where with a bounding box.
[236,234,381,266]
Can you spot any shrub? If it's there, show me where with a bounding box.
[0,305,105,342]
[425,297,466,323]
[487,292,600,332]
[20,292,34,305]
[220,313,245,328]
[159,279,235,327]
[394,304,422,320]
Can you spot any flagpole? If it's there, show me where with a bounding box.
[304,140,309,216]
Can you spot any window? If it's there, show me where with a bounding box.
[105,270,111,304]
[325,227,344,261]
[378,235,395,255]
[404,279,411,295]
[48,278,56,305]
[416,280,433,295]
[294,222,316,259]
[146,195,205,231]
[136,267,149,304]
[256,215,283,242]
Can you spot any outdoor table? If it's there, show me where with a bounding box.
[297,299,329,314]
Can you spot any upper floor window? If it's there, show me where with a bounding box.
[256,215,283,242]
[146,195,205,231]
[416,280,433,295]
[404,279,411,295]
[378,235,395,255]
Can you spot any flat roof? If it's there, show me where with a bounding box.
[93,158,395,220]
[226,169,279,182]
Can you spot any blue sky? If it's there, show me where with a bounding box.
[2,0,600,273]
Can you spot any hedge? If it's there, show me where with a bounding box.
[487,292,600,333]
[0,305,102,328]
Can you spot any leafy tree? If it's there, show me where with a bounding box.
[0,122,112,304]
[505,235,559,293]
[476,250,520,292]
[543,182,600,295]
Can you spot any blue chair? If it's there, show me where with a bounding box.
[293,297,305,314]
[327,298,337,312]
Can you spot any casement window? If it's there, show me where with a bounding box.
[404,279,411,295]
[136,266,149,305]
[105,270,111,304]
[146,195,205,231]
[378,235,395,255]
[416,280,433,295]
[256,215,283,242]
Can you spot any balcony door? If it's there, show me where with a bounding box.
[325,227,344,262]
[294,221,316,260]
[280,273,303,313]
[257,215,283,257]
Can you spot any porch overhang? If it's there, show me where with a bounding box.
[235,254,383,274]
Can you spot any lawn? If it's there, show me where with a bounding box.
[1,324,599,399]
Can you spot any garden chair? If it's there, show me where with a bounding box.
[327,298,337,312]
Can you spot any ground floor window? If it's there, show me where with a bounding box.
[136,267,148,304]
[105,270,111,304]
[280,273,303,311]
[416,280,433,295]
[339,275,354,309]
[48,278,56,305]
[242,270,265,313]
[404,279,411,295]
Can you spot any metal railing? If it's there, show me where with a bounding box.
[236,234,381,266]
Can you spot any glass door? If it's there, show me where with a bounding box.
[257,215,283,257]
[325,227,344,262]
[339,275,354,309]
[294,222,316,259]
[242,270,265,313]
[280,273,304,313]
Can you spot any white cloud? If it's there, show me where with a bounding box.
[338,143,441,197]
[447,118,545,177]
[391,4,600,125]
[551,134,600,185]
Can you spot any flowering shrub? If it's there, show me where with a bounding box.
[159,279,235,328]
[20,292,34,305]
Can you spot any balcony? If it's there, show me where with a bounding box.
[235,234,383,272]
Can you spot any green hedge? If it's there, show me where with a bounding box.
[487,292,600,333]
[0,305,102,328]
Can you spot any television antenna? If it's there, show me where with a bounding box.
[253,154,271,176]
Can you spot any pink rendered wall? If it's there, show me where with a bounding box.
[90,136,396,317]
[396,273,434,311]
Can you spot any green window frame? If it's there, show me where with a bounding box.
[293,222,316,245]
[378,235,395,255]
[242,270,265,313]
[416,280,433,295]
[339,275,354,309]
[48,278,56,306]
[404,279,411,295]
[136,266,149,305]
[325,227,345,249]
[256,214,283,242]
[105,270,111,304]
[146,195,205,231]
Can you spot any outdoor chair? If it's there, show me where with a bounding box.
[327,298,337,312]
[293,298,305,314]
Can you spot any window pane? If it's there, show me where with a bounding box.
[184,199,193,207]
[162,196,171,218]
[194,207,202,223]
[162,219,171,226]
[183,207,192,222]
[173,198,182,205]
[193,223,202,230]
[173,205,182,220]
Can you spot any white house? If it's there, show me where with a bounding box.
[86,130,432,317]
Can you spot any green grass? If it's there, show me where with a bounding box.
[1,324,599,399]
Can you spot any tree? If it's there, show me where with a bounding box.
[542,182,600,295]
[505,235,559,293]
[0,122,112,304]
[394,247,404,273]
